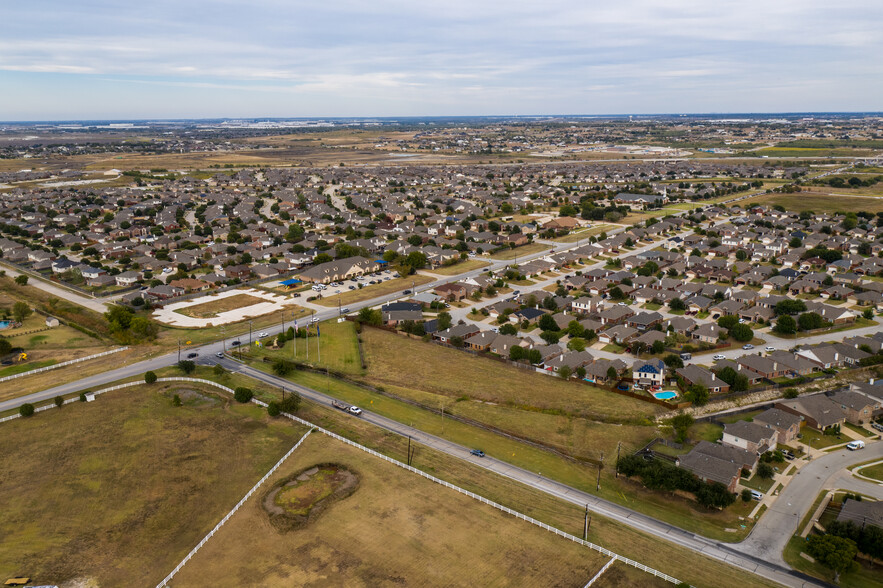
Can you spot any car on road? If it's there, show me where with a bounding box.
[216,352,224,358]
[470,449,485,457]
[846,440,865,450]
[258,332,268,338]
[712,354,726,360]
[341,307,350,314]
[617,302,627,306]
[348,406,363,416]
[765,346,775,352]
[742,344,754,350]
[403,290,412,294]
[311,317,320,323]
[231,340,241,347]
[186,352,198,359]
[349,285,356,290]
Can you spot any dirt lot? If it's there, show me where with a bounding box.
[174,293,269,318]
[172,433,607,587]
[0,382,307,586]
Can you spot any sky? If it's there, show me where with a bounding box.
[1,0,882,120]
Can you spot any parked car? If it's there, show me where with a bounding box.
[742,344,754,350]
[871,422,883,432]
[750,490,764,501]
[216,352,224,358]
[765,346,775,352]
[470,449,485,457]
[679,352,692,360]
[311,317,320,323]
[713,354,726,360]
[231,340,241,347]
[186,352,198,359]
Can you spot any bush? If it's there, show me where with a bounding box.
[279,392,302,413]
[14,275,28,286]
[19,403,35,417]
[729,323,754,342]
[272,358,296,376]
[267,401,281,416]
[213,363,226,376]
[54,396,64,408]
[233,387,254,403]
[144,370,157,384]
[741,488,753,503]
[757,463,774,479]
[177,360,196,374]
[783,387,799,399]
[79,392,87,402]
[172,394,182,407]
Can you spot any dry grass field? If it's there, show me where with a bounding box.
[739,192,883,214]
[172,433,608,588]
[0,382,307,586]
[422,259,491,276]
[312,275,434,307]
[489,242,551,260]
[173,293,269,318]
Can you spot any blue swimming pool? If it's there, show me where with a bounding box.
[653,391,678,400]
[0,321,11,330]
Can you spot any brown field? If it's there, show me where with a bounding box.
[0,381,307,587]
[739,192,883,214]
[172,433,607,588]
[174,293,269,318]
[312,275,434,307]
[489,242,551,260]
[422,259,491,276]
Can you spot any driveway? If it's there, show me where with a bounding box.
[0,262,109,314]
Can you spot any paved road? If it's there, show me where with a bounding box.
[211,356,825,588]
[736,442,883,567]
[0,262,109,313]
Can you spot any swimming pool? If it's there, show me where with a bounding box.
[653,391,678,400]
[0,321,11,330]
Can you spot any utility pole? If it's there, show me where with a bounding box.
[584,504,590,540]
[596,451,604,492]
[177,339,181,363]
[615,441,622,479]
[407,436,412,466]
[249,320,253,347]
[221,326,226,353]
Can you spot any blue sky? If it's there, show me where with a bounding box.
[1,0,881,120]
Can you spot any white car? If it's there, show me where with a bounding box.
[765,346,775,352]
[712,354,726,360]
[258,332,268,338]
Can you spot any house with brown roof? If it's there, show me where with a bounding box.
[775,395,847,431]
[753,408,801,444]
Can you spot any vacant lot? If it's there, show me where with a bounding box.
[174,293,268,318]
[173,433,607,587]
[0,382,306,586]
[313,275,434,307]
[740,192,883,214]
[489,242,550,260]
[423,258,491,276]
[239,318,363,375]
[361,327,660,424]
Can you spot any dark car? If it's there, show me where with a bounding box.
[231,340,241,347]
[470,449,485,457]
[186,352,198,359]
[403,289,412,294]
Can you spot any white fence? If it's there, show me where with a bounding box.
[1,375,681,586]
[156,428,313,587]
[0,346,129,383]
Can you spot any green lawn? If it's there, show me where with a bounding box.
[856,462,883,482]
[843,422,875,438]
[0,359,56,377]
[803,428,850,450]
[740,473,775,493]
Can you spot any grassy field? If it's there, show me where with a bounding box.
[783,535,882,588]
[856,461,883,482]
[489,243,551,260]
[740,192,883,214]
[360,327,659,424]
[173,433,608,587]
[0,381,307,587]
[423,259,491,276]
[550,224,616,243]
[0,275,112,339]
[157,364,779,588]
[312,275,434,307]
[173,293,269,318]
[237,318,363,375]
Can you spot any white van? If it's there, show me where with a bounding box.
[846,440,865,451]
[750,490,764,501]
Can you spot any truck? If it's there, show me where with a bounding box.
[846,440,865,451]
[331,400,363,416]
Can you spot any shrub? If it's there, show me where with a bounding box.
[234,387,254,403]
[279,392,301,413]
[177,360,196,374]
[79,392,87,402]
[19,403,35,417]
[172,394,182,407]
[267,401,281,416]
[741,488,753,503]
[783,387,799,399]
[144,370,157,384]
[757,463,774,479]
[54,396,64,408]
[272,358,296,376]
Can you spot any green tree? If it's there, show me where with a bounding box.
[538,314,557,332]
[144,371,157,384]
[14,275,28,286]
[685,383,709,406]
[526,349,543,364]
[20,403,35,417]
[267,401,281,417]
[558,365,573,380]
[775,299,807,316]
[567,337,586,352]
[741,488,753,503]
[499,323,517,336]
[663,354,683,369]
[607,366,618,381]
[669,298,686,311]
[651,340,665,354]
[0,338,12,356]
[437,312,453,331]
[213,363,227,377]
[774,315,798,335]
[12,301,31,324]
[718,315,739,330]
[54,395,64,407]
[540,331,560,345]
[671,413,694,443]
[234,387,254,403]
[608,286,625,300]
[509,346,525,361]
[272,358,296,376]
[797,312,826,331]
[757,463,774,479]
[172,394,182,407]
[805,534,858,582]
[178,360,196,374]
[729,323,754,342]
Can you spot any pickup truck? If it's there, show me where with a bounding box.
[331,400,363,416]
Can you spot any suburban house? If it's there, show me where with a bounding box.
[827,390,881,425]
[675,365,730,394]
[775,395,847,431]
[752,408,801,444]
[722,421,777,454]
[632,358,665,387]
[298,256,379,284]
[433,323,480,344]
[677,441,758,493]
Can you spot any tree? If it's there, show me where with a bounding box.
[741,488,753,502]
[696,482,736,509]
[14,275,28,286]
[663,354,683,369]
[607,366,618,381]
[775,299,807,316]
[757,463,774,479]
[144,371,157,384]
[863,308,875,320]
[12,301,31,324]
[499,323,517,336]
[789,237,803,248]
[651,340,665,354]
[267,401,281,417]
[19,403,35,417]
[567,320,584,338]
[437,312,453,331]
[0,338,12,356]
[671,413,694,443]
[718,315,739,330]
[540,331,560,345]
[178,360,196,374]
[213,363,227,377]
[272,358,296,376]
[509,346,525,361]
[172,394,182,407]
[567,337,586,352]
[669,298,686,312]
[797,312,826,331]
[526,349,543,364]
[538,314,557,332]
[234,387,254,403]
[608,286,625,300]
[805,534,858,582]
[558,365,573,380]
[685,383,709,406]
[774,315,798,335]
[729,323,754,342]
[54,395,64,407]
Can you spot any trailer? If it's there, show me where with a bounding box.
[331,400,363,416]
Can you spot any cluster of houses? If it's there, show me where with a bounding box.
[677,383,883,492]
